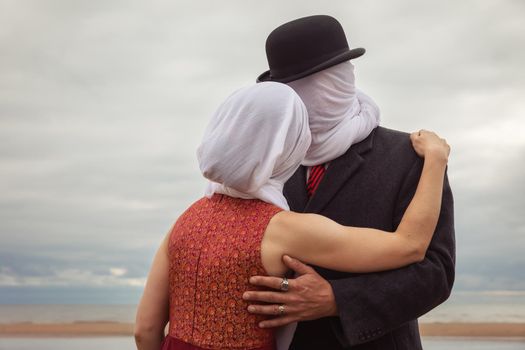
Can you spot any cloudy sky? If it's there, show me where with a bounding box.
[1,0,524,305]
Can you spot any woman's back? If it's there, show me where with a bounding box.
[165,194,282,350]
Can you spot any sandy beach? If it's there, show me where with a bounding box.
[0,322,134,337]
[0,322,524,338]
[419,323,525,337]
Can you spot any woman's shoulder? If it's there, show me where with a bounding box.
[171,196,213,226]
[214,195,284,217]
[185,196,213,212]
[253,199,284,215]
[179,195,283,223]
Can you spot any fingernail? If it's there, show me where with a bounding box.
[242,292,250,300]
[247,306,255,312]
[259,322,265,328]
[249,277,256,283]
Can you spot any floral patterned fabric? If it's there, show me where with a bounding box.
[165,194,282,350]
[160,335,276,350]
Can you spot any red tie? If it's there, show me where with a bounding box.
[307,164,326,197]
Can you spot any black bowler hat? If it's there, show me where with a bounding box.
[257,15,365,83]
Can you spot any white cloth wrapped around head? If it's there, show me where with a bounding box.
[287,61,381,165]
[197,82,311,210]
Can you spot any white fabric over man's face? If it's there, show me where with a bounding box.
[287,61,381,166]
[197,82,311,210]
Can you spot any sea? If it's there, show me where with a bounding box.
[1,337,525,350]
[0,292,524,349]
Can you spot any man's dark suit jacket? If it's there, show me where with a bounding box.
[285,127,455,350]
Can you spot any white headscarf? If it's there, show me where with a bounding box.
[287,61,380,166]
[197,82,311,210]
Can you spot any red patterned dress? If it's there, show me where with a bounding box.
[160,194,283,350]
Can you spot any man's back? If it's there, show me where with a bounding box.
[284,126,455,350]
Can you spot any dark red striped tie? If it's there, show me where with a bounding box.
[307,164,326,197]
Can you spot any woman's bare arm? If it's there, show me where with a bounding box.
[134,231,171,349]
[262,130,449,274]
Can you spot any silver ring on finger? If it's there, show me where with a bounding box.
[278,304,286,316]
[280,277,289,292]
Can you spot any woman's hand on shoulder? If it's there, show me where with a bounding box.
[410,129,450,164]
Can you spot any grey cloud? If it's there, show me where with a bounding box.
[0,0,524,296]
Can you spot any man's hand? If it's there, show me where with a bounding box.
[242,255,338,328]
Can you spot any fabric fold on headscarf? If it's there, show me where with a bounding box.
[197,82,311,210]
[287,61,380,166]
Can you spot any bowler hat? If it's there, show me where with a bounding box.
[257,15,365,83]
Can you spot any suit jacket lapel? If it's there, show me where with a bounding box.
[283,165,309,212]
[304,129,376,214]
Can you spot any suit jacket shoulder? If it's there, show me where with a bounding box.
[347,126,421,175]
[369,126,418,160]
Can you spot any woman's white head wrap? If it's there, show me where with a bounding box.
[197,82,311,210]
[287,61,381,166]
